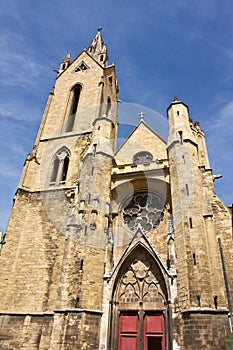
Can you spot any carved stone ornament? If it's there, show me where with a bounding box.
[72,61,90,73]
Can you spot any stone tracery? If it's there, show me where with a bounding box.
[117,251,166,308]
[122,192,165,232]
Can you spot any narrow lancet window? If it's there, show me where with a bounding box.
[189,217,193,229]
[80,259,84,271]
[193,253,197,265]
[106,97,111,116]
[178,130,183,144]
[93,144,97,157]
[66,84,82,132]
[61,155,69,183]
[108,76,113,86]
[50,157,60,183]
[214,295,218,309]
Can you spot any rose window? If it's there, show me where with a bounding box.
[122,192,164,232]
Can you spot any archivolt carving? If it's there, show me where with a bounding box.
[117,252,166,308]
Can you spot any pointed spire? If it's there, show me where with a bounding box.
[88,29,108,66]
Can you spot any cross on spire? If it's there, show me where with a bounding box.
[139,111,145,122]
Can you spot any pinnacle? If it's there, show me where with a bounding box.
[87,29,108,65]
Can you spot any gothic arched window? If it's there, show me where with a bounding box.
[50,148,70,186]
[133,151,153,164]
[66,84,82,132]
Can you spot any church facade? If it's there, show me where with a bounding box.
[0,31,232,350]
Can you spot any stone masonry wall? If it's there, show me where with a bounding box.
[181,312,230,350]
[0,189,70,313]
[0,315,53,350]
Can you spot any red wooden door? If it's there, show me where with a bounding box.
[118,313,139,350]
[118,313,165,350]
[144,314,165,350]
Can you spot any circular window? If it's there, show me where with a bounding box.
[133,151,153,164]
[122,192,164,232]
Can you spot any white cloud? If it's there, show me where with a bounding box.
[208,101,233,139]
[0,51,46,88]
[0,103,41,122]
[0,29,52,89]
[204,100,233,205]
[219,101,233,124]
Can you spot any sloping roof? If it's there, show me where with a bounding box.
[116,119,166,156]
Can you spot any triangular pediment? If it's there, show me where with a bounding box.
[115,121,167,165]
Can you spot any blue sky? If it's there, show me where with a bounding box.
[0,0,233,231]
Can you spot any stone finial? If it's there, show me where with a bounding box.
[194,121,201,131]
[62,52,71,63]
[134,214,145,233]
[173,96,179,102]
[56,53,71,75]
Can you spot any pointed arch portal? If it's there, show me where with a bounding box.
[109,245,169,350]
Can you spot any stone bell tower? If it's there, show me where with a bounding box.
[167,97,233,349]
[0,30,119,349]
